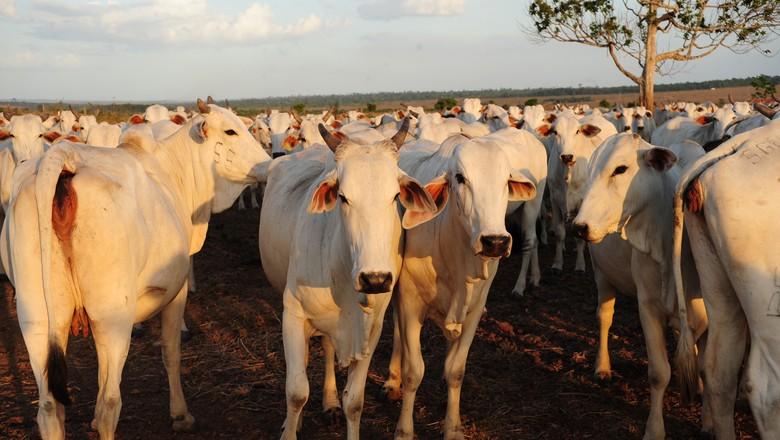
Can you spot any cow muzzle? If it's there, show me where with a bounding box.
[357,271,393,294]
[478,234,511,259]
[560,154,575,167]
[572,222,590,241]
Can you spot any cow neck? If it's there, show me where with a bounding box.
[621,171,676,267]
[154,121,215,253]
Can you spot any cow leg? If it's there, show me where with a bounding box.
[161,283,195,431]
[593,270,617,381]
[321,336,342,419]
[687,213,743,439]
[511,202,541,297]
[394,308,425,440]
[250,184,260,209]
[443,303,485,440]
[343,355,372,440]
[574,238,586,272]
[634,285,670,440]
[382,306,403,401]
[281,302,309,439]
[551,205,565,271]
[92,320,132,440]
[538,200,549,246]
[237,188,247,210]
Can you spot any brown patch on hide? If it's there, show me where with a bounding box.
[71,308,89,337]
[684,178,704,213]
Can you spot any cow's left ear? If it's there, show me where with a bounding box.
[399,172,438,229]
[308,169,339,214]
[402,172,448,229]
[0,130,10,141]
[579,124,601,138]
[696,115,714,125]
[645,111,653,118]
[508,171,537,201]
[644,147,677,172]
[198,120,209,139]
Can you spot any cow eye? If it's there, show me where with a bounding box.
[339,194,349,204]
[224,129,238,136]
[38,134,43,138]
[612,165,628,176]
[455,173,465,184]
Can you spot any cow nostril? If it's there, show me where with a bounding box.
[572,223,589,240]
[358,271,393,294]
[560,154,574,165]
[623,126,631,132]
[479,234,511,257]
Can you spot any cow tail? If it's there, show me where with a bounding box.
[36,145,79,406]
[672,192,697,403]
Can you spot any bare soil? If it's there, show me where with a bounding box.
[0,206,758,439]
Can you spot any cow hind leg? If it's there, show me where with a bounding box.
[250,184,260,209]
[161,283,195,431]
[321,336,342,421]
[574,238,586,272]
[637,298,670,440]
[551,206,565,271]
[511,202,541,297]
[92,320,132,440]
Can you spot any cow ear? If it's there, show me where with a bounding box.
[198,120,208,139]
[536,124,551,136]
[515,119,525,130]
[170,114,186,125]
[645,111,653,118]
[43,131,61,142]
[129,114,145,125]
[579,124,601,138]
[0,130,10,141]
[508,171,537,201]
[644,147,677,172]
[282,135,298,151]
[402,172,448,229]
[696,115,714,125]
[308,169,339,213]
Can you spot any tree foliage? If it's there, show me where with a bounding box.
[751,74,777,99]
[527,0,780,106]
[434,97,458,111]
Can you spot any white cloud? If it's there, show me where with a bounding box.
[26,0,333,45]
[358,0,464,20]
[0,0,16,17]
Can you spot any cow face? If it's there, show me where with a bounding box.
[572,134,677,243]
[425,138,536,259]
[308,137,438,294]
[56,110,77,135]
[1,114,49,163]
[551,114,617,218]
[193,102,271,210]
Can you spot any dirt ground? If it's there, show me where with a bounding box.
[0,205,758,439]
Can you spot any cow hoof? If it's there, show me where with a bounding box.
[575,267,586,273]
[380,384,403,401]
[322,407,343,426]
[131,324,145,338]
[394,429,414,440]
[549,267,562,275]
[510,288,525,298]
[172,413,195,432]
[90,418,97,431]
[181,329,192,343]
[698,429,715,440]
[444,427,466,440]
[595,370,612,382]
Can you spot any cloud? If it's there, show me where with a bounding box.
[0,51,81,68]
[358,0,464,20]
[25,0,334,45]
[0,0,15,17]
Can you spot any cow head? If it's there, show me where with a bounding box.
[308,119,439,294]
[267,112,293,156]
[191,99,271,211]
[572,133,677,243]
[422,136,537,260]
[1,114,49,163]
[551,114,617,219]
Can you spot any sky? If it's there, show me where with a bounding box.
[0,0,778,102]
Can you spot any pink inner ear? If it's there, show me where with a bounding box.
[200,120,208,138]
[130,115,145,125]
[171,115,185,125]
[536,124,551,136]
[695,116,713,125]
[43,131,61,142]
[0,130,10,141]
[508,180,536,201]
[310,179,338,213]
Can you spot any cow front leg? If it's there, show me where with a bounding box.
[382,306,403,401]
[442,304,484,440]
[593,272,617,381]
[343,355,373,440]
[394,310,424,440]
[637,296,670,440]
[511,202,540,297]
[321,336,342,421]
[574,238,587,272]
[551,206,565,271]
[161,283,195,431]
[281,305,310,440]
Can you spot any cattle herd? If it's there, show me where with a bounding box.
[0,94,779,439]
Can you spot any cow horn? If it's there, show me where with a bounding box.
[409,110,419,119]
[390,117,411,148]
[69,105,81,119]
[728,94,735,105]
[197,98,211,114]
[321,107,333,122]
[207,96,215,105]
[754,103,777,119]
[94,108,101,119]
[39,113,50,121]
[290,109,303,124]
[318,123,342,152]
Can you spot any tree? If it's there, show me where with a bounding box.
[524,98,539,106]
[751,74,777,99]
[366,102,377,112]
[292,103,306,114]
[526,0,780,108]
[434,98,458,111]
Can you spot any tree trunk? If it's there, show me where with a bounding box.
[642,5,658,109]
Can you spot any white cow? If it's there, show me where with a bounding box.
[84,122,122,148]
[459,98,483,123]
[2,100,269,440]
[382,133,538,439]
[673,119,780,439]
[144,104,171,123]
[547,112,617,272]
[259,120,438,439]
[651,106,736,147]
[572,134,709,440]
